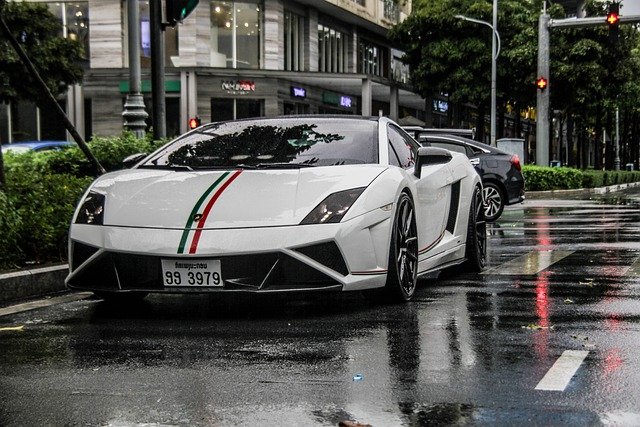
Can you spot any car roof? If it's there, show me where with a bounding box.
[421,134,514,155]
[2,141,73,148]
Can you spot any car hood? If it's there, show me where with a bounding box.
[91,166,386,229]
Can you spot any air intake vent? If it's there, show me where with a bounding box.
[295,241,349,276]
[71,241,99,271]
[446,181,461,233]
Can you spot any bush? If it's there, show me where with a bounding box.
[522,166,582,191]
[0,191,23,269]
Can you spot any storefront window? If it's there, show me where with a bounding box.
[284,10,305,71]
[318,24,347,73]
[45,2,90,62]
[139,2,179,67]
[211,98,264,121]
[211,1,262,69]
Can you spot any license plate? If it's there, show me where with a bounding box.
[161,259,223,287]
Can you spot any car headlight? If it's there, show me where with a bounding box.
[300,187,365,225]
[75,191,105,225]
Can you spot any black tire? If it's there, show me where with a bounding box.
[367,192,419,303]
[93,291,148,303]
[463,186,487,272]
[483,182,505,222]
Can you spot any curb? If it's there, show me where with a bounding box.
[0,264,69,304]
[525,181,640,199]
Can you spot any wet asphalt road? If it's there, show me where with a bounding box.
[1,189,639,426]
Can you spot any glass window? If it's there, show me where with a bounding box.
[388,142,401,167]
[388,125,417,169]
[429,141,467,156]
[211,98,263,121]
[318,24,347,73]
[144,118,379,168]
[359,39,388,77]
[45,2,90,61]
[211,1,262,69]
[139,2,179,68]
[284,10,305,71]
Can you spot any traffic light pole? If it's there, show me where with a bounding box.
[150,0,166,140]
[536,11,640,167]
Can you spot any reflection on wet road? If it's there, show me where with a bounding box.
[0,189,639,426]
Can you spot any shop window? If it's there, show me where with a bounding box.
[284,102,309,115]
[211,98,264,121]
[211,1,262,69]
[84,98,92,140]
[284,10,305,71]
[318,24,347,73]
[142,96,181,137]
[139,2,179,67]
[11,101,39,142]
[45,2,90,62]
[40,100,68,141]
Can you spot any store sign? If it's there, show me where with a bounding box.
[290,86,306,98]
[222,80,256,93]
[433,99,448,113]
[323,91,354,108]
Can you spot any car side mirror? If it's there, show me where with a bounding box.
[122,152,147,169]
[414,147,452,178]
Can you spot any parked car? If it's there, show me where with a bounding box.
[66,116,485,303]
[405,129,525,221]
[1,141,75,154]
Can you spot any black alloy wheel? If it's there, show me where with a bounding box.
[463,186,487,272]
[483,182,504,222]
[384,192,419,302]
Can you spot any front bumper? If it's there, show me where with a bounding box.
[66,211,392,293]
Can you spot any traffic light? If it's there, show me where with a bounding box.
[607,2,620,43]
[536,77,548,90]
[166,0,199,27]
[188,117,201,129]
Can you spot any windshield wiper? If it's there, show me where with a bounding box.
[138,164,194,171]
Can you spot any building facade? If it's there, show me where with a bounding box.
[1,0,428,142]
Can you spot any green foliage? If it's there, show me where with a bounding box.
[0,133,167,268]
[0,191,23,269]
[522,166,583,191]
[0,2,84,104]
[523,166,640,191]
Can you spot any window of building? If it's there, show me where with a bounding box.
[44,2,90,62]
[211,1,262,69]
[139,2,179,68]
[211,98,264,121]
[382,0,399,22]
[358,39,388,77]
[284,10,305,71]
[318,24,347,73]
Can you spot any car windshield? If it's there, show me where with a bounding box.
[142,118,379,169]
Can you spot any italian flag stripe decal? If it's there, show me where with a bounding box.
[177,170,242,254]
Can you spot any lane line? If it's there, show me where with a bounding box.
[0,292,93,318]
[624,256,640,277]
[535,350,589,391]
[483,250,574,275]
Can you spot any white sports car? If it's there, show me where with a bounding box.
[66,116,485,302]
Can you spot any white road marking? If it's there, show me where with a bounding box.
[0,292,92,317]
[483,250,574,275]
[535,350,589,391]
[625,256,640,277]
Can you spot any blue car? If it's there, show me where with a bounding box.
[1,141,75,154]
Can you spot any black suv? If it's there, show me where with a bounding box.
[404,130,525,221]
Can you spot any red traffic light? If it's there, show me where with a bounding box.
[188,117,201,129]
[606,12,620,25]
[536,77,548,90]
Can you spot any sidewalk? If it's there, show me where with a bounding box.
[1,181,639,305]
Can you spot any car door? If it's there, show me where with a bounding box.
[388,125,453,258]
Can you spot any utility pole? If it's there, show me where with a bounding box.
[536,5,550,167]
[122,0,148,137]
[150,0,166,139]
[491,0,498,147]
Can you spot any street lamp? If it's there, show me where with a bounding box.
[455,11,500,147]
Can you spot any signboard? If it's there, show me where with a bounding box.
[221,80,256,94]
[290,86,306,98]
[322,91,354,108]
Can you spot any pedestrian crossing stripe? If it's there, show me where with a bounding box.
[482,250,574,275]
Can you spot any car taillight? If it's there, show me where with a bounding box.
[511,155,522,172]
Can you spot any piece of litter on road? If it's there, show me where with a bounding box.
[352,374,364,381]
[583,343,596,349]
[522,324,554,330]
[564,299,574,304]
[571,335,588,341]
[0,325,24,332]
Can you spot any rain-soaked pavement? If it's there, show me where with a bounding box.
[1,188,639,426]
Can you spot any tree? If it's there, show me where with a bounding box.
[0,1,84,104]
[0,1,86,187]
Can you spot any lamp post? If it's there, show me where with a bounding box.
[455,10,500,146]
